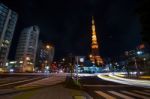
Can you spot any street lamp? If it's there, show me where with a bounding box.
[131,50,143,78]
[46,45,50,49]
[89,54,92,58]
[134,57,140,78]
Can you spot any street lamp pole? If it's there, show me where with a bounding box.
[134,57,140,78]
[143,58,147,74]
[76,56,79,84]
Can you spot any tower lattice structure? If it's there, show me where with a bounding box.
[90,16,103,65]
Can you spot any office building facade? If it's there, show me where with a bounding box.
[0,3,18,70]
[36,42,55,71]
[16,26,39,72]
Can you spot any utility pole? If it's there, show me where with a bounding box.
[134,57,140,78]
[76,56,79,84]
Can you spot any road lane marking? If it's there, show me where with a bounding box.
[0,77,42,87]
[133,90,150,96]
[95,91,116,99]
[108,91,134,99]
[121,91,150,99]
[74,96,86,99]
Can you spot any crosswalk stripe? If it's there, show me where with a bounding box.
[121,91,150,99]
[133,90,150,96]
[95,91,116,99]
[108,91,134,99]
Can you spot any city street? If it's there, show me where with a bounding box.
[0,73,92,99]
[0,73,150,99]
[0,0,150,99]
[0,74,46,89]
[80,76,150,99]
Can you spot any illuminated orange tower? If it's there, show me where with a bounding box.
[90,16,103,65]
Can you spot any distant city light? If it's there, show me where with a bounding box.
[45,66,49,70]
[44,70,49,73]
[137,51,143,55]
[29,62,33,65]
[19,61,23,63]
[5,63,8,66]
[26,57,30,60]
[62,58,65,61]
[89,54,92,58]
[37,70,42,73]
[59,69,63,73]
[9,61,17,64]
[80,58,84,62]
[9,69,14,73]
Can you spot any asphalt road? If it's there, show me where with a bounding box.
[0,75,45,89]
[79,76,150,99]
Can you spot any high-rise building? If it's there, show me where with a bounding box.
[89,16,103,65]
[35,42,55,71]
[16,26,39,72]
[0,3,18,70]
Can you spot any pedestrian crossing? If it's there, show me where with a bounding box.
[95,91,116,99]
[94,90,150,99]
[109,91,134,99]
[121,91,149,99]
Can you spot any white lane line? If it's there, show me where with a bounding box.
[95,91,116,99]
[121,91,150,99]
[0,77,41,87]
[108,91,134,99]
[133,90,150,96]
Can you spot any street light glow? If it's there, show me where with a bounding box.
[26,57,30,61]
[137,51,142,55]
[46,45,50,49]
[19,61,23,63]
[62,58,65,61]
[80,58,84,62]
[89,54,92,58]
[45,66,49,70]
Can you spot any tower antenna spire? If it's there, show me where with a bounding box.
[90,16,103,65]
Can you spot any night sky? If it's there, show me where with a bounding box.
[1,0,142,60]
